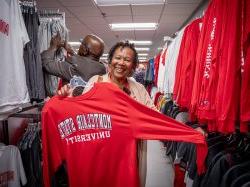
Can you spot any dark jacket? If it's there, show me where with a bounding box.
[41,50,106,82]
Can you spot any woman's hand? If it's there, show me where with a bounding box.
[57,84,73,97]
[195,127,207,137]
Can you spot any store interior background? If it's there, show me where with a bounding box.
[0,0,209,145]
[37,0,209,60]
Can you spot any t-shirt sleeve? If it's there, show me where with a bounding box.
[16,146,27,186]
[42,108,64,187]
[15,0,29,46]
[127,98,207,174]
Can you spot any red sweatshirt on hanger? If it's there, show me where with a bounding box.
[173,18,202,110]
[240,0,250,132]
[42,82,207,187]
[191,0,242,133]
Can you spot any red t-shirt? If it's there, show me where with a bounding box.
[240,0,250,132]
[173,18,202,109]
[191,0,242,133]
[42,82,207,187]
[153,53,161,86]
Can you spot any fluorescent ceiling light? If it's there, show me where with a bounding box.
[100,57,107,60]
[102,53,108,57]
[110,23,158,31]
[138,57,147,60]
[68,41,81,46]
[129,40,152,45]
[138,53,148,56]
[94,0,165,6]
[135,47,150,51]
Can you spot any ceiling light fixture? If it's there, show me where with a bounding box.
[129,40,152,45]
[102,53,108,57]
[94,0,165,6]
[135,47,150,51]
[138,53,148,56]
[68,41,81,46]
[138,57,147,60]
[100,57,107,60]
[139,59,148,62]
[110,23,158,31]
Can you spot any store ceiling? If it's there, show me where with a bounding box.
[37,0,203,59]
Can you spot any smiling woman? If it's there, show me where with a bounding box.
[87,41,156,187]
[107,41,138,90]
[58,41,157,186]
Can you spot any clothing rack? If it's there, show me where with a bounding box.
[2,102,43,145]
[19,0,38,15]
[19,0,37,7]
[39,10,65,19]
[39,10,65,26]
[39,11,63,17]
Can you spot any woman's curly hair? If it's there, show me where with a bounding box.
[107,41,139,67]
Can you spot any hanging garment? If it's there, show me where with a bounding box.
[157,47,168,93]
[0,145,27,187]
[163,29,184,94]
[39,18,68,97]
[42,82,207,187]
[173,18,202,109]
[240,0,250,132]
[0,0,30,120]
[153,53,161,87]
[190,0,242,133]
[145,58,155,84]
[18,123,42,187]
[22,6,45,100]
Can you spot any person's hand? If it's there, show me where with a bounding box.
[195,127,207,137]
[57,84,73,97]
[63,42,75,56]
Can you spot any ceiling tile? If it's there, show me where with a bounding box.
[88,24,111,32]
[67,5,101,17]
[159,14,188,24]
[135,30,154,40]
[132,4,162,16]
[59,0,94,7]
[106,16,132,23]
[65,17,81,27]
[156,26,178,37]
[78,16,107,25]
[38,7,74,18]
[133,16,159,23]
[68,27,92,41]
[36,0,204,60]
[167,0,201,3]
[99,5,131,16]
[164,3,198,15]
[113,31,135,41]
[37,0,61,7]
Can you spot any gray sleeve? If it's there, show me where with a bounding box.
[41,50,75,81]
[16,148,27,186]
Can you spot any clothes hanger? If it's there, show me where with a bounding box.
[70,76,93,96]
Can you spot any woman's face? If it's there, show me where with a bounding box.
[109,47,135,82]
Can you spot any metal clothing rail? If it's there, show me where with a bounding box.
[38,10,65,18]
[2,102,43,145]
[38,10,65,25]
[19,0,37,7]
